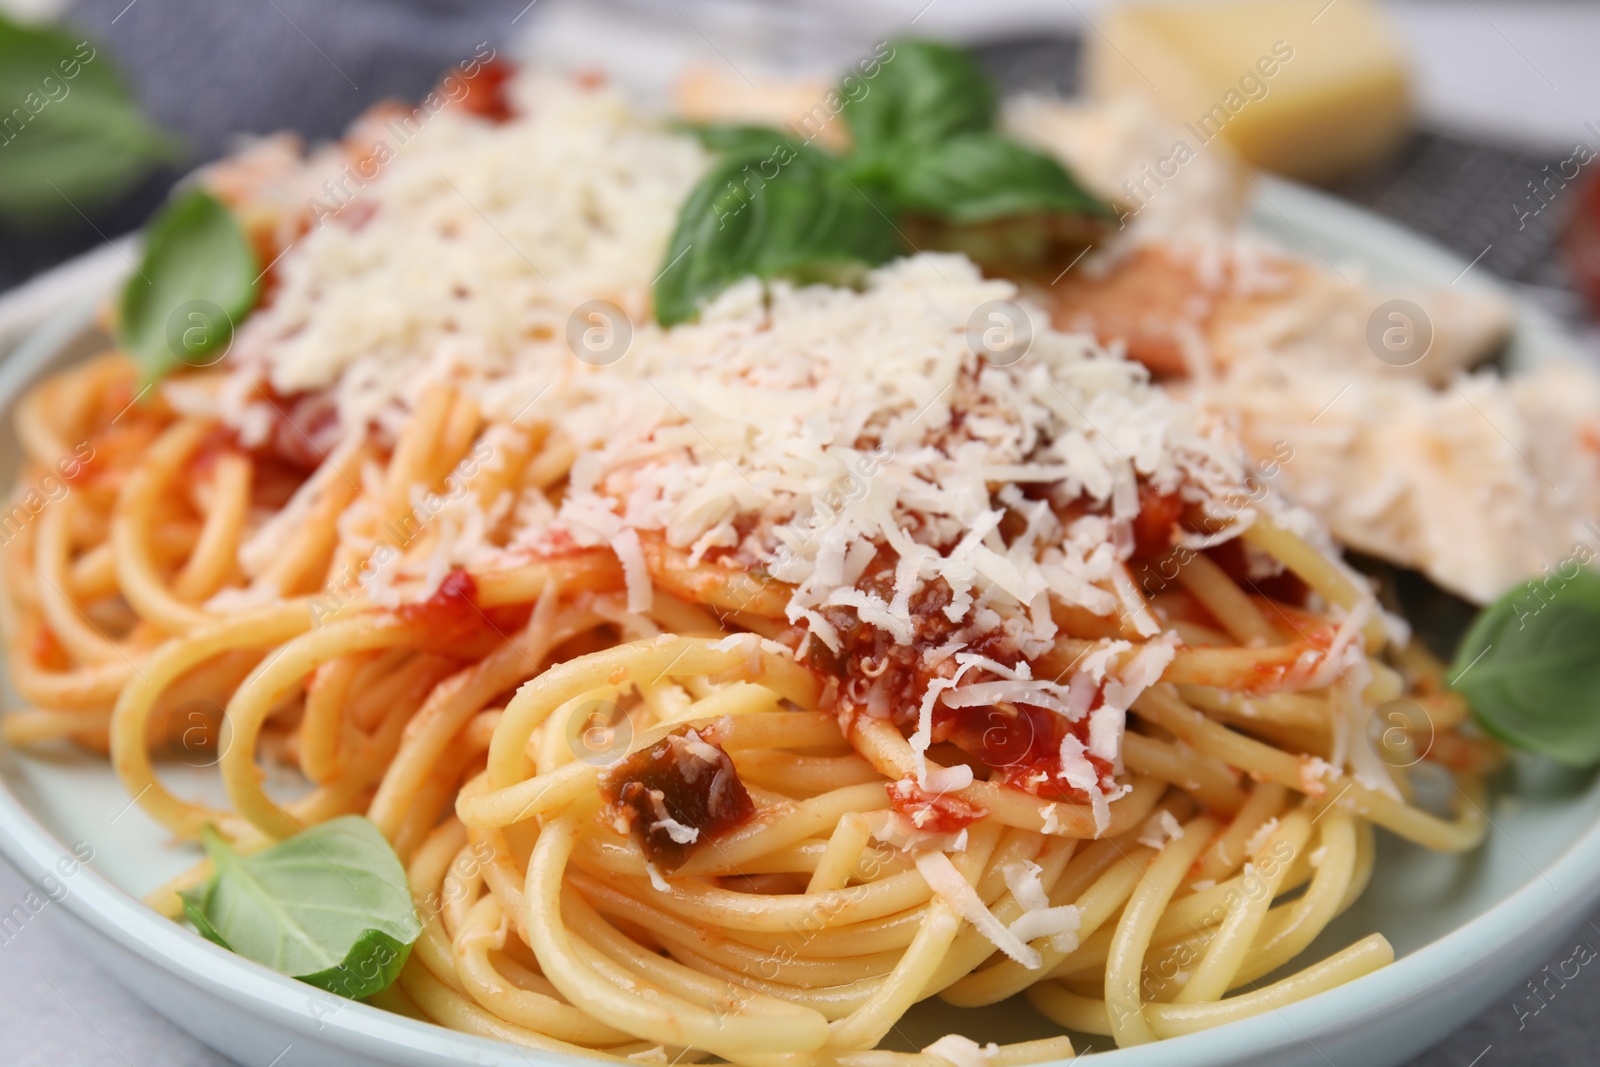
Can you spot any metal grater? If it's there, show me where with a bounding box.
[1333,128,1573,292]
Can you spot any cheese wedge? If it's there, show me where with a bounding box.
[1085,0,1412,183]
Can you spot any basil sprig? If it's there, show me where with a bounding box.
[891,131,1112,222]
[180,817,422,999]
[118,187,259,383]
[680,122,800,159]
[1450,567,1600,767]
[655,143,903,326]
[655,38,1112,325]
[0,15,175,221]
[840,38,995,157]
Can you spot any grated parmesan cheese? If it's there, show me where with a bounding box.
[649,817,699,846]
[1244,818,1280,858]
[645,788,701,846]
[863,810,969,855]
[1002,860,1081,952]
[610,527,653,615]
[227,74,706,440]
[1137,810,1185,850]
[1054,732,1116,836]
[215,68,1323,816]
[924,1034,1001,1067]
[1300,756,1338,797]
[914,850,1042,969]
[644,861,671,893]
[924,764,976,794]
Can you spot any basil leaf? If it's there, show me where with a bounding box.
[840,38,994,157]
[893,131,1114,224]
[118,188,259,383]
[654,37,1114,323]
[682,122,799,159]
[179,817,421,999]
[1450,567,1600,767]
[0,16,176,220]
[654,149,902,325]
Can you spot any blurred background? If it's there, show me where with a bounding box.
[1,0,1599,1064]
[5,0,1600,351]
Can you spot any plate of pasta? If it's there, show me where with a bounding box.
[3,38,1600,1067]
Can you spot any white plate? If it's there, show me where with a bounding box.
[2,177,1599,1067]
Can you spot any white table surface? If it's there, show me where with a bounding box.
[3,1,1600,1065]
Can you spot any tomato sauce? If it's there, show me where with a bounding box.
[1205,537,1309,607]
[398,569,484,643]
[1130,482,1185,561]
[257,390,339,472]
[458,60,516,123]
[68,421,160,487]
[186,425,238,481]
[886,778,988,834]
[30,626,70,671]
[603,725,755,870]
[932,701,1114,802]
[804,548,1122,806]
[794,471,1196,806]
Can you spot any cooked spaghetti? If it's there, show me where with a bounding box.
[0,70,1498,1064]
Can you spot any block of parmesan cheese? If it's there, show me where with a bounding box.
[1085,0,1412,183]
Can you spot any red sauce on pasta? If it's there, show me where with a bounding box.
[459,60,516,123]
[603,726,754,870]
[886,778,988,834]
[1205,538,1309,606]
[935,702,1113,802]
[1130,482,1185,561]
[258,391,339,472]
[795,478,1189,806]
[398,569,483,642]
[805,554,1117,806]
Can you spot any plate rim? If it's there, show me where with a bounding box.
[1,183,1599,1067]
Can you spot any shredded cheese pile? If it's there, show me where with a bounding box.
[533,257,1258,793]
[547,257,1260,637]
[191,71,1332,837]
[225,74,707,441]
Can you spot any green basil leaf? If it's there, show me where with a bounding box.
[179,886,231,946]
[118,187,259,383]
[178,817,421,999]
[0,97,173,216]
[840,38,994,157]
[681,122,801,159]
[297,929,416,1000]
[654,37,1115,322]
[653,149,902,325]
[0,16,176,220]
[1450,567,1600,767]
[893,131,1115,224]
